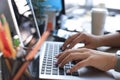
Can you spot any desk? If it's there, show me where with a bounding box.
[61,12,120,34]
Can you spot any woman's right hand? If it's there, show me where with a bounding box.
[61,32,103,50]
[56,48,116,73]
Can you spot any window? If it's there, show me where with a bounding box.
[93,0,120,10]
[64,0,89,17]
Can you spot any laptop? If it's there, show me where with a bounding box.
[39,41,116,80]
[0,0,40,47]
[0,0,115,80]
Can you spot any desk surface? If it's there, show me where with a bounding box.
[61,13,120,34]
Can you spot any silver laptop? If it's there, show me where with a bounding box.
[39,41,116,80]
[0,0,40,47]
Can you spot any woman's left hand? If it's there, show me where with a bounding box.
[56,48,116,73]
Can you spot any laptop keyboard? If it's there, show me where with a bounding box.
[41,42,79,76]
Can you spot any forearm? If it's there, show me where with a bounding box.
[99,32,120,47]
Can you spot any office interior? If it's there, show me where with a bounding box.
[35,0,120,42]
[0,0,120,80]
[3,0,120,44]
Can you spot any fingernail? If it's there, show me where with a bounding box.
[62,47,65,50]
[55,62,58,65]
[67,69,70,73]
[58,64,61,67]
[55,55,58,58]
[54,63,58,67]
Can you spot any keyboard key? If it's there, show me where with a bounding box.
[71,61,76,65]
[54,63,58,67]
[59,68,64,75]
[72,72,79,76]
[52,69,58,75]
[66,72,72,75]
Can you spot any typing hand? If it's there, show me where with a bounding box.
[56,48,116,73]
[61,32,103,50]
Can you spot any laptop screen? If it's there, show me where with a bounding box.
[0,0,40,47]
[11,0,41,47]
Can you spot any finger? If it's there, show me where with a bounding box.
[57,48,88,65]
[58,54,72,67]
[67,34,84,49]
[67,59,89,73]
[55,52,62,58]
[59,49,90,67]
[57,50,73,64]
[62,33,80,50]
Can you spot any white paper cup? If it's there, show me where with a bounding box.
[91,8,108,35]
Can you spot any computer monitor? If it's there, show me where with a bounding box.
[60,0,65,15]
[12,0,40,47]
[0,0,40,47]
[63,0,88,17]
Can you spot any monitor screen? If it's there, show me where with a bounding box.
[63,0,87,17]
[93,0,120,10]
[11,0,40,47]
[41,0,62,11]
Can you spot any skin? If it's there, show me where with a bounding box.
[56,32,120,73]
[62,32,120,50]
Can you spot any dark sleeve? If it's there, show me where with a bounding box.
[115,50,120,72]
[116,30,120,32]
[115,55,120,72]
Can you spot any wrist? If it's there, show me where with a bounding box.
[97,36,106,46]
[100,32,120,47]
[98,34,114,47]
